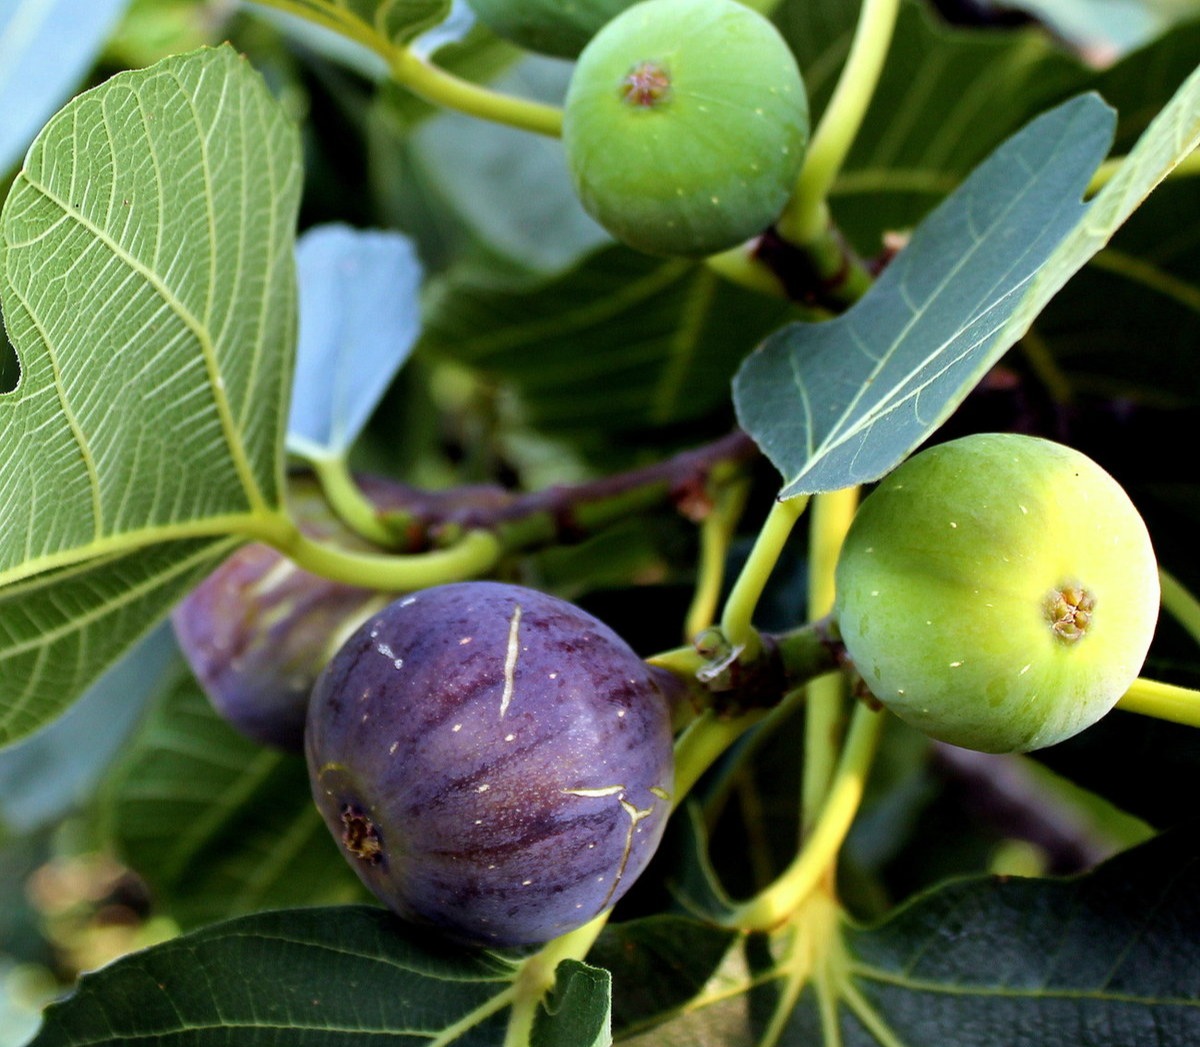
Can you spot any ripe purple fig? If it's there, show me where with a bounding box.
[173,545,382,751]
[306,581,675,947]
[173,474,393,751]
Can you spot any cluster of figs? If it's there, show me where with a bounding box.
[175,431,1159,947]
[173,0,1162,950]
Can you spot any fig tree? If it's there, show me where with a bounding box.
[833,433,1159,754]
[306,581,675,947]
[562,0,808,257]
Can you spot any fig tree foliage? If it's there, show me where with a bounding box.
[0,2,1198,1046]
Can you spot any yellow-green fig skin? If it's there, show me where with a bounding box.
[562,0,808,258]
[833,434,1160,754]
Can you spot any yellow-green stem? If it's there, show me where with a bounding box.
[720,496,808,659]
[1160,568,1200,648]
[801,487,859,830]
[686,479,751,640]
[308,454,397,547]
[673,709,767,805]
[778,0,902,245]
[250,2,563,137]
[1117,677,1200,729]
[503,913,610,1047]
[272,526,502,590]
[704,244,789,297]
[389,48,563,137]
[723,701,883,932]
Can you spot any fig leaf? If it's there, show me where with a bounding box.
[287,224,423,462]
[0,46,302,745]
[735,61,1200,498]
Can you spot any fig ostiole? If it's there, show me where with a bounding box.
[562,0,808,257]
[833,433,1160,754]
[305,581,675,947]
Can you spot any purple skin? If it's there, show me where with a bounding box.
[306,581,675,948]
[172,473,397,752]
[173,544,381,752]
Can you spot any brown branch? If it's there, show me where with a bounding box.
[352,429,761,554]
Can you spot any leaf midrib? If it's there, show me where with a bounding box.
[851,964,1200,1006]
[0,511,278,589]
[15,169,270,516]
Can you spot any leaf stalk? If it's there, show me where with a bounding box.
[1117,676,1200,729]
[801,487,859,831]
[723,701,882,932]
[778,0,902,246]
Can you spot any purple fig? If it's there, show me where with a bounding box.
[306,581,675,947]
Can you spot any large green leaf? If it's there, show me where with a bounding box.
[609,827,1200,1045]
[420,246,792,443]
[0,45,302,743]
[826,2,1081,248]
[101,671,365,930]
[0,537,239,743]
[822,6,1198,253]
[734,94,1113,496]
[840,827,1200,1045]
[532,961,611,1047]
[735,55,1200,497]
[29,906,521,1046]
[1028,27,1200,407]
[26,907,616,1046]
[26,830,1200,1044]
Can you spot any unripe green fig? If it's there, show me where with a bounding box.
[562,0,808,257]
[465,0,635,58]
[833,433,1159,754]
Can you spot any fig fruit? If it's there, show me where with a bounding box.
[173,544,381,752]
[465,0,636,58]
[306,581,675,947]
[562,0,808,257]
[833,433,1159,754]
[172,474,403,751]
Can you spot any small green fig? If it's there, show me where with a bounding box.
[833,434,1160,754]
[465,0,636,58]
[562,0,808,257]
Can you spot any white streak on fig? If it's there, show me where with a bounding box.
[563,785,626,798]
[499,604,522,718]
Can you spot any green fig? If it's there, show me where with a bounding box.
[834,434,1160,754]
[562,0,808,257]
